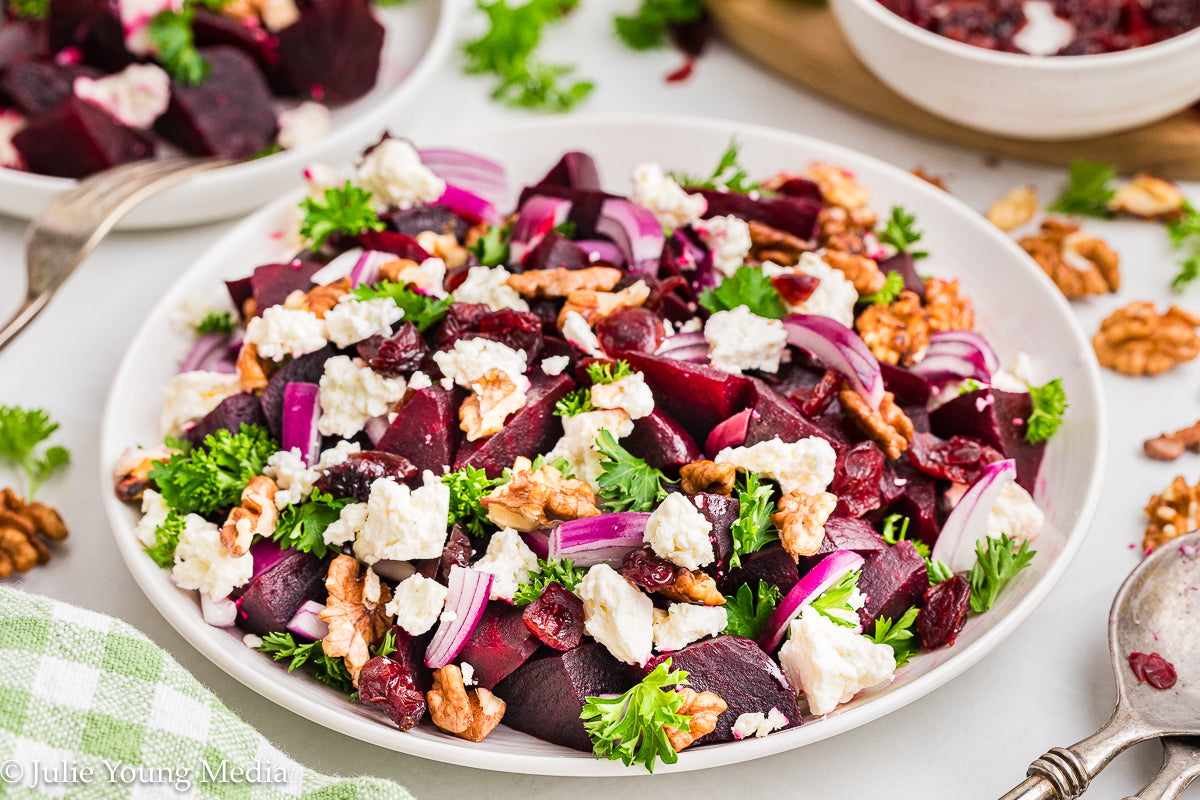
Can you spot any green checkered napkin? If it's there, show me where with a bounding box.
[0,586,414,799]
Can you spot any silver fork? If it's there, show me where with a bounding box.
[0,156,233,354]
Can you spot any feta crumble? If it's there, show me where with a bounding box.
[134,489,171,548]
[545,409,634,490]
[716,436,837,495]
[590,372,655,420]
[323,502,368,546]
[408,371,433,391]
[731,708,789,739]
[778,606,896,716]
[172,514,253,601]
[393,258,449,299]
[265,448,319,507]
[118,0,183,55]
[385,573,449,636]
[631,162,706,230]
[472,529,539,602]
[355,138,445,209]
[244,306,328,362]
[644,493,715,571]
[652,603,728,652]
[317,356,406,438]
[323,295,404,348]
[704,305,788,374]
[432,337,529,390]
[695,215,752,278]
[541,355,571,376]
[460,662,476,686]
[987,481,1045,542]
[452,265,529,312]
[276,101,332,151]
[788,253,858,327]
[353,472,451,564]
[577,564,655,666]
[561,310,602,356]
[159,371,241,436]
[74,63,170,128]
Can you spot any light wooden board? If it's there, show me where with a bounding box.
[709,0,1200,178]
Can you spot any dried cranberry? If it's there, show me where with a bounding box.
[434,302,490,349]
[1129,651,1178,690]
[314,451,417,501]
[832,440,885,518]
[361,322,428,376]
[917,573,970,649]
[621,547,677,590]
[800,369,843,417]
[771,273,820,307]
[474,308,544,361]
[907,432,1003,485]
[596,306,667,357]
[357,656,427,730]
[440,525,473,580]
[522,582,586,650]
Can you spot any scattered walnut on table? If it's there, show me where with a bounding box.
[479,456,600,531]
[679,460,737,496]
[1145,421,1200,461]
[663,688,727,752]
[220,475,279,557]
[855,289,930,366]
[772,490,837,560]
[0,487,68,578]
[557,281,650,328]
[1093,301,1200,376]
[659,568,725,606]
[923,277,975,332]
[459,369,527,442]
[822,250,886,295]
[1109,173,1187,221]
[838,389,914,461]
[506,266,623,298]
[319,555,394,683]
[427,665,507,742]
[986,186,1038,232]
[1144,475,1200,552]
[1019,219,1120,299]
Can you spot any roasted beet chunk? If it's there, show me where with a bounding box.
[832,441,885,518]
[183,393,269,446]
[930,388,1045,492]
[624,409,702,475]
[917,573,970,649]
[376,384,461,475]
[907,432,1002,485]
[358,656,427,730]
[274,0,384,103]
[359,323,428,375]
[621,547,677,590]
[232,546,327,635]
[314,451,418,501]
[455,603,542,689]
[523,582,586,650]
[720,543,800,596]
[858,541,929,632]
[453,373,574,478]
[13,97,153,178]
[2,59,100,116]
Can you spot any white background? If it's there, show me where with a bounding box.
[2,2,1199,797]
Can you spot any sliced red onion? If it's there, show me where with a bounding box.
[425,566,493,669]
[286,600,329,641]
[419,148,508,207]
[245,538,289,583]
[438,183,502,226]
[928,330,999,375]
[201,592,237,627]
[595,198,665,275]
[549,512,652,566]
[371,560,418,583]
[511,196,572,264]
[909,353,991,385]
[654,330,709,363]
[349,250,397,288]
[783,314,884,410]
[363,414,390,448]
[863,231,886,261]
[310,247,364,286]
[758,549,866,653]
[281,382,321,467]
[179,333,237,374]
[931,459,1016,572]
[521,529,552,560]
[575,239,626,267]
[704,409,754,456]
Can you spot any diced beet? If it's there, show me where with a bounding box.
[595,307,666,357]
[523,231,591,271]
[883,459,941,547]
[453,373,575,478]
[624,409,702,475]
[359,323,428,375]
[356,230,430,262]
[621,547,677,591]
[358,655,427,730]
[260,346,335,438]
[13,97,153,178]
[905,404,931,434]
[769,176,822,201]
[692,492,737,577]
[386,626,434,693]
[381,205,471,241]
[689,188,820,241]
[46,0,130,72]
[522,582,585,650]
[155,47,277,158]
[930,388,1044,492]
[376,383,462,475]
[191,8,282,79]
[0,22,43,74]
[745,377,844,451]
[800,514,887,572]
[534,151,602,191]
[720,543,800,596]
[232,549,327,635]
[456,602,543,690]
[879,252,925,301]
[832,441,885,518]
[183,393,270,447]
[858,541,929,632]
[624,352,753,441]
[917,573,970,649]
[495,643,634,752]
[770,355,827,398]
[643,635,800,742]
[249,256,328,313]
[313,451,417,500]
[274,0,384,103]
[907,431,1003,486]
[880,362,933,406]
[474,308,544,362]
[2,58,101,116]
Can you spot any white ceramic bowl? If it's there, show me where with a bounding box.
[100,115,1107,775]
[830,0,1200,140]
[0,0,458,229]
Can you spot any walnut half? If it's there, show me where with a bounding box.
[772,490,837,560]
[838,389,914,461]
[480,456,600,531]
[220,475,279,557]
[427,665,507,742]
[1093,302,1200,376]
[1144,475,1200,552]
[679,460,736,496]
[664,688,727,752]
[659,568,725,606]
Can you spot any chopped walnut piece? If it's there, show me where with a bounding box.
[839,389,913,461]
[380,258,420,284]
[0,488,68,578]
[855,290,930,366]
[659,568,725,606]
[910,167,948,192]
[822,250,886,295]
[417,231,469,270]
[506,266,623,298]
[1093,302,1200,376]
[236,341,272,393]
[772,491,837,560]
[1145,421,1200,461]
[814,206,875,252]
[1144,475,1200,552]
[557,281,650,328]
[1109,174,1186,221]
[1019,219,1120,298]
[479,456,600,531]
[302,277,352,319]
[459,369,527,442]
[679,460,737,496]
[807,162,870,210]
[112,445,175,503]
[220,475,279,557]
[748,221,813,266]
[923,277,974,332]
[319,555,394,683]
[221,0,299,31]
[986,186,1038,232]
[664,688,727,751]
[427,665,507,742]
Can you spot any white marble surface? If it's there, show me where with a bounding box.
[2,3,1198,797]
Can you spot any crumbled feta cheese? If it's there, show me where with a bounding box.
[134,489,171,548]
[778,606,896,716]
[323,502,368,546]
[276,101,332,151]
[408,371,433,391]
[74,64,170,128]
[323,295,404,348]
[731,708,789,739]
[460,662,476,686]
[303,163,345,194]
[118,0,183,55]
[316,440,362,472]
[631,162,706,230]
[590,372,655,420]
[789,253,858,327]
[717,436,837,496]
[432,337,529,390]
[1013,0,1075,55]
[676,317,703,334]
[159,370,241,436]
[991,352,1036,393]
[705,305,788,374]
[652,603,728,652]
[644,493,715,571]
[265,448,319,507]
[393,257,448,299]
[355,138,445,209]
[385,573,448,636]
[169,292,215,333]
[577,564,655,665]
[244,306,328,362]
[317,356,406,437]
[546,409,634,489]
[541,355,570,376]
[243,633,264,650]
[987,481,1045,542]
[472,529,539,602]
[452,265,529,312]
[440,610,457,623]
[0,109,25,169]
[353,472,450,564]
[696,215,752,278]
[562,310,602,356]
[172,514,253,600]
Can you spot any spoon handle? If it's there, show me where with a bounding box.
[1120,737,1200,800]
[996,716,1149,800]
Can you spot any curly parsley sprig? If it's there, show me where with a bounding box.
[870,606,919,667]
[259,632,356,695]
[512,557,587,605]
[879,206,927,259]
[300,181,385,248]
[442,466,501,539]
[968,533,1035,613]
[581,660,691,772]
[613,0,704,51]
[1024,378,1067,444]
[1168,201,1200,294]
[858,271,904,305]
[669,138,759,195]
[594,430,672,513]
[729,471,776,569]
[699,265,785,319]
[722,580,780,640]
[148,424,277,517]
[0,406,71,500]
[1047,160,1117,219]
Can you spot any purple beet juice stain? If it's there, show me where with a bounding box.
[1128,651,1178,690]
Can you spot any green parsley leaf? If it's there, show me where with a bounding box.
[259,632,355,696]
[0,405,72,499]
[372,628,397,660]
[581,660,690,773]
[958,378,985,395]
[554,388,596,417]
[148,425,277,516]
[668,138,760,194]
[1171,256,1200,294]
[880,513,930,558]
[729,471,777,569]
[927,557,954,586]
[147,8,210,85]
[7,0,48,19]
[299,181,385,248]
[1024,378,1067,444]
[968,533,1035,613]
[594,429,671,512]
[254,142,284,160]
[196,310,236,336]
[353,281,453,331]
[878,206,928,260]
[698,266,786,319]
[143,509,187,569]
[1168,201,1200,294]
[470,222,512,266]
[870,606,920,667]
[809,569,861,627]
[442,466,500,539]
[512,557,587,605]
[858,271,904,305]
[1047,160,1117,219]
[722,580,780,640]
[272,489,350,559]
[586,359,634,385]
[613,0,703,50]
